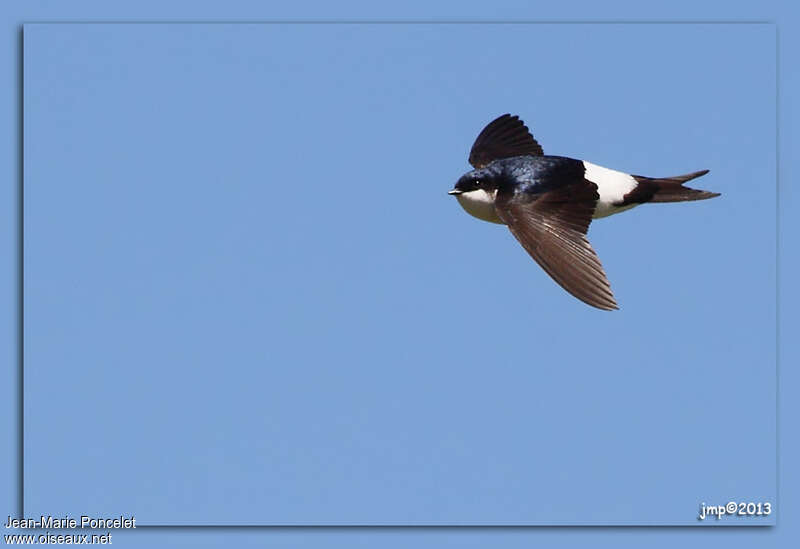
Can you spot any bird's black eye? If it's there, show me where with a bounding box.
[473,179,482,189]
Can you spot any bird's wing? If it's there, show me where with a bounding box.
[494,180,618,311]
[469,114,544,169]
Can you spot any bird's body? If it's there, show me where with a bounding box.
[454,156,643,223]
[449,114,720,310]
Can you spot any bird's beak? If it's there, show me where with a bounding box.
[448,189,463,195]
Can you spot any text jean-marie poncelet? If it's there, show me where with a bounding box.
[5,515,136,529]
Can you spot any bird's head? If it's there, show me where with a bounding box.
[448,168,496,197]
[447,168,504,224]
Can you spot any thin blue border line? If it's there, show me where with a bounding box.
[774,22,780,528]
[16,23,23,522]
[21,20,772,25]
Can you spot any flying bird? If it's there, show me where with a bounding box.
[449,114,720,310]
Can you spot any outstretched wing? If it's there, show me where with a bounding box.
[469,114,544,168]
[494,180,618,311]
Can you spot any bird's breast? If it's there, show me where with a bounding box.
[455,189,504,224]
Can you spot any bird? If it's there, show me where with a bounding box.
[449,114,720,311]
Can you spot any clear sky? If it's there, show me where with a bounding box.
[22,21,775,525]
[3,0,797,547]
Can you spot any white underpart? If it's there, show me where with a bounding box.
[583,161,639,219]
[455,189,503,224]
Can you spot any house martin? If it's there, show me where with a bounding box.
[449,114,720,310]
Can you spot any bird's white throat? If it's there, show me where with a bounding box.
[455,189,504,224]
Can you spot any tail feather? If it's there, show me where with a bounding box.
[632,169,720,203]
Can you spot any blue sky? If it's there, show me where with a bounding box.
[3,1,799,548]
[22,21,775,525]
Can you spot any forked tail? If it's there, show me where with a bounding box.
[633,169,720,203]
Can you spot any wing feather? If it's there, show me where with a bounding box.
[495,181,618,311]
[469,114,544,168]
